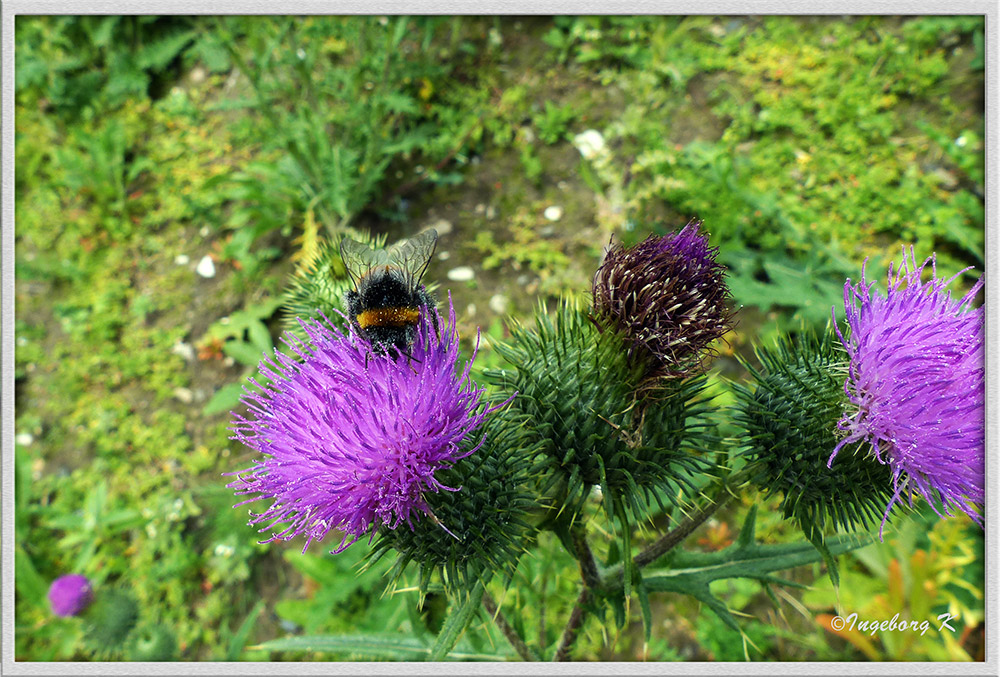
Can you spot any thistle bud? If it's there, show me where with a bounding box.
[486,303,708,523]
[281,239,356,339]
[47,574,93,617]
[592,220,734,378]
[82,588,139,654]
[127,622,178,661]
[371,405,538,595]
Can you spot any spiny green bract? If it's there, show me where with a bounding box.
[733,326,895,538]
[369,406,540,597]
[281,238,360,339]
[81,587,140,657]
[126,622,178,661]
[484,302,710,524]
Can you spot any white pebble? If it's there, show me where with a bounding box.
[573,129,607,160]
[429,219,453,236]
[489,294,510,315]
[437,251,451,261]
[173,387,194,404]
[544,205,564,222]
[171,341,195,362]
[175,254,190,266]
[196,255,216,278]
[447,266,475,282]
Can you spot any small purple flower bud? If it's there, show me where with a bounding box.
[592,219,734,377]
[48,574,93,617]
[829,248,984,536]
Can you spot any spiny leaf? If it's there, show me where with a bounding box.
[428,580,485,661]
[252,631,510,661]
[642,531,872,632]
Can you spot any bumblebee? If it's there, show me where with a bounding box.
[341,228,438,354]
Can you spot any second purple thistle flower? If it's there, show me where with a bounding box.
[228,300,493,554]
[829,248,984,533]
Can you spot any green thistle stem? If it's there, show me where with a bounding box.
[571,527,601,591]
[551,468,751,660]
[482,591,540,662]
[634,494,731,568]
[633,467,750,570]
[553,587,590,662]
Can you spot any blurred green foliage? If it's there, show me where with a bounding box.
[14,14,983,662]
[541,15,984,339]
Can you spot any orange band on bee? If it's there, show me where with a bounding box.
[356,307,421,329]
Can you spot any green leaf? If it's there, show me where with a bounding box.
[637,579,652,643]
[642,531,871,631]
[735,505,757,549]
[135,30,195,71]
[246,320,273,355]
[226,600,265,661]
[15,546,48,607]
[203,383,246,416]
[252,632,510,661]
[223,340,265,368]
[725,251,846,326]
[428,580,485,661]
[90,17,119,48]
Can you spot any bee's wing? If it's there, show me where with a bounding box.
[387,229,438,289]
[340,236,389,288]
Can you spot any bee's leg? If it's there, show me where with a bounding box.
[402,350,420,375]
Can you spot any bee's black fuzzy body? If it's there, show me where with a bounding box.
[344,268,436,354]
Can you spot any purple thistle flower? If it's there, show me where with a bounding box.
[48,574,93,617]
[829,248,984,536]
[227,298,495,554]
[592,219,734,377]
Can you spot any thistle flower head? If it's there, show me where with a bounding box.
[592,219,734,377]
[829,248,984,535]
[47,574,93,617]
[735,328,894,538]
[228,298,494,554]
[372,404,539,594]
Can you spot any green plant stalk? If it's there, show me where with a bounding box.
[552,587,590,662]
[547,466,857,661]
[482,590,540,662]
[571,526,602,591]
[629,466,756,569]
